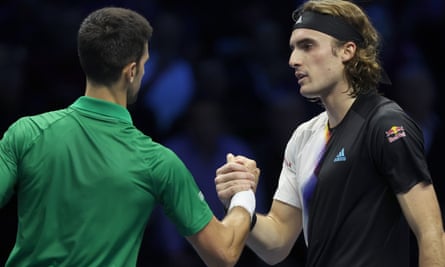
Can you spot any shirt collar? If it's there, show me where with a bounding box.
[70,96,133,124]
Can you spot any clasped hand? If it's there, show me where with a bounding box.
[215,153,260,208]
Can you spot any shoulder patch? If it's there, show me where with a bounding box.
[385,126,406,143]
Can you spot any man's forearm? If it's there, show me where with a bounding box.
[418,232,445,267]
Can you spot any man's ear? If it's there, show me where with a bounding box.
[123,62,137,83]
[341,41,357,62]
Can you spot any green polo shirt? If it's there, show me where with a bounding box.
[0,96,213,267]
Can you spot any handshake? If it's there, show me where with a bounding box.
[215,153,260,225]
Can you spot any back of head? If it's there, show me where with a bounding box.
[294,0,382,96]
[77,7,153,86]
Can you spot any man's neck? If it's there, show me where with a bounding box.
[84,81,127,107]
[322,92,356,129]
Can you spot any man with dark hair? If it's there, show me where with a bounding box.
[0,7,258,267]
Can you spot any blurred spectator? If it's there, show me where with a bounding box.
[245,18,296,104]
[362,2,397,79]
[0,44,27,129]
[254,93,314,267]
[146,98,261,266]
[392,43,444,267]
[141,57,269,266]
[392,48,444,215]
[396,0,445,119]
[130,11,196,141]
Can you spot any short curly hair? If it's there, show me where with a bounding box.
[78,7,153,86]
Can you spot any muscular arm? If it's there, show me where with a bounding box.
[247,200,303,265]
[397,182,445,267]
[214,154,303,265]
[185,154,258,267]
[186,207,251,267]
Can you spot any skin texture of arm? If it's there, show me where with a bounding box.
[215,154,302,265]
[397,182,445,267]
[185,154,259,267]
[186,206,251,267]
[247,200,303,265]
[215,154,259,208]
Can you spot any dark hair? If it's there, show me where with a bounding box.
[77,7,153,86]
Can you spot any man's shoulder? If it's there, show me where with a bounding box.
[368,96,406,123]
[297,111,328,133]
[9,108,70,131]
[16,108,73,131]
[286,111,328,148]
[1,108,72,155]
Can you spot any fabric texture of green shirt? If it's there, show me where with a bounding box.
[0,96,213,267]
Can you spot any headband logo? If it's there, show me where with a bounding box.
[296,15,303,24]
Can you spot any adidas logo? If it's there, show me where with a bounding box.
[334,148,346,162]
[296,15,303,24]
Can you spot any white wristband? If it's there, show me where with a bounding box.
[228,190,256,219]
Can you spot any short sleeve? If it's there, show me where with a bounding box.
[0,121,23,207]
[151,148,213,236]
[274,133,302,208]
[369,104,432,194]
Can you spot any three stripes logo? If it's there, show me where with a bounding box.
[334,148,346,162]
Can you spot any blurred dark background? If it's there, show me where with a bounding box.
[1,0,444,266]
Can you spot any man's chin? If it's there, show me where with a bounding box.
[300,90,316,99]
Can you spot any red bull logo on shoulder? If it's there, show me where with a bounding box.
[385,126,406,143]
